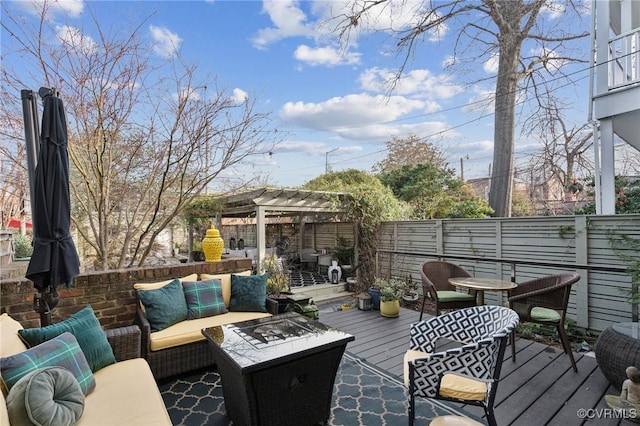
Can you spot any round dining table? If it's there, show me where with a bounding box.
[448,277,517,305]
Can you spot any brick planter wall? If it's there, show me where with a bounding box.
[0,258,252,329]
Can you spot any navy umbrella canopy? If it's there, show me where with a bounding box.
[26,91,80,303]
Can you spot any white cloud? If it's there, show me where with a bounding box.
[20,0,84,18]
[149,25,182,59]
[483,52,499,74]
[251,0,315,49]
[55,25,97,55]
[231,88,249,104]
[294,45,361,67]
[462,88,495,114]
[359,67,463,100]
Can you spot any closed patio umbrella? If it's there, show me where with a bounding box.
[25,89,80,325]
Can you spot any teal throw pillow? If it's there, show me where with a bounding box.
[1,332,96,396]
[229,274,267,313]
[183,279,228,319]
[6,366,84,426]
[137,278,188,332]
[18,305,116,372]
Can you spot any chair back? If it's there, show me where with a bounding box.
[419,261,472,298]
[409,306,519,391]
[510,273,580,320]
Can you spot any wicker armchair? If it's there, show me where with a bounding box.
[419,261,477,320]
[508,273,581,372]
[405,305,519,426]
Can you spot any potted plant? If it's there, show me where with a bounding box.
[173,242,180,256]
[332,236,354,275]
[192,241,204,261]
[262,255,291,313]
[378,277,406,318]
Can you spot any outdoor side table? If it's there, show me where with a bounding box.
[448,277,517,305]
[595,322,640,390]
[202,312,354,426]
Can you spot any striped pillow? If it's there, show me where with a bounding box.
[1,332,96,396]
[183,279,228,319]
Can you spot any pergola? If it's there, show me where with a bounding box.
[212,188,350,269]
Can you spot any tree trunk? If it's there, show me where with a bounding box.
[489,34,521,217]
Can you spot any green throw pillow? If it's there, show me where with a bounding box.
[136,278,188,332]
[18,306,116,372]
[1,332,96,396]
[229,274,267,313]
[183,279,228,319]
[6,366,84,426]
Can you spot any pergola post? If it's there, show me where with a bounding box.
[256,206,266,271]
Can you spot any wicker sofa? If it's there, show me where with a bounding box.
[135,270,278,380]
[0,313,171,426]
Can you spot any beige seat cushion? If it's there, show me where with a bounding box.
[79,358,171,425]
[149,311,271,351]
[404,349,430,387]
[133,273,198,292]
[430,415,485,425]
[201,270,251,308]
[0,313,27,357]
[439,372,488,401]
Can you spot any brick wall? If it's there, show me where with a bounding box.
[0,258,252,329]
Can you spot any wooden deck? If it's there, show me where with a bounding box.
[317,301,636,426]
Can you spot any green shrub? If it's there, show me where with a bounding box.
[13,234,33,258]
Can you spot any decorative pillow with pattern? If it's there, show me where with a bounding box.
[229,274,268,313]
[136,278,188,332]
[183,279,228,319]
[1,332,96,396]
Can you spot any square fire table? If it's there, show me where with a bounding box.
[202,312,354,426]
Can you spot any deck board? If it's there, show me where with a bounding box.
[317,301,625,426]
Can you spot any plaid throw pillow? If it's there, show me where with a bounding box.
[183,279,228,320]
[1,332,96,396]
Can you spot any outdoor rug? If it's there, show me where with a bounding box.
[289,270,330,287]
[159,352,476,425]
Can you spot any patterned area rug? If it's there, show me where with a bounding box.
[159,352,474,425]
[289,270,330,287]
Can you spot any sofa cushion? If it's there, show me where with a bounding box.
[183,279,228,320]
[0,313,27,357]
[133,273,198,292]
[229,273,268,312]
[1,332,96,396]
[136,278,188,332]
[79,358,171,426]
[18,306,116,373]
[6,366,84,426]
[201,270,251,308]
[149,311,272,352]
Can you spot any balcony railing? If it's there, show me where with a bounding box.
[609,28,640,89]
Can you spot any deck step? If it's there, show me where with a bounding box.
[290,282,353,303]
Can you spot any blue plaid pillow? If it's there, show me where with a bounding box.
[183,279,227,319]
[1,332,96,395]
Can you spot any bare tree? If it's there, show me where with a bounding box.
[372,134,446,173]
[330,0,589,216]
[1,2,278,269]
[525,101,593,213]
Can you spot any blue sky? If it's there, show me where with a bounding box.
[3,0,592,188]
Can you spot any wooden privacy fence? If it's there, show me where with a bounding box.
[376,215,640,332]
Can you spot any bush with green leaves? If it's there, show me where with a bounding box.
[13,234,33,258]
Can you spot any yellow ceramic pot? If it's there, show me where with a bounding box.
[202,225,224,262]
[380,300,400,318]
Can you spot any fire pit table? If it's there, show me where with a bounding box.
[202,312,354,426]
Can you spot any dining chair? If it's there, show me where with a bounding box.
[508,273,581,372]
[419,261,477,320]
[404,305,519,426]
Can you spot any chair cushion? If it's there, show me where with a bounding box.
[439,372,488,401]
[6,366,84,426]
[530,307,561,323]
[403,349,430,387]
[18,306,116,372]
[1,332,96,396]
[136,278,188,332]
[133,274,198,292]
[436,291,476,302]
[0,314,27,357]
[429,415,485,426]
[183,279,228,319]
[229,273,268,312]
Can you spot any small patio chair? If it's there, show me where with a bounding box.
[419,261,477,320]
[508,273,581,372]
[405,305,519,426]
